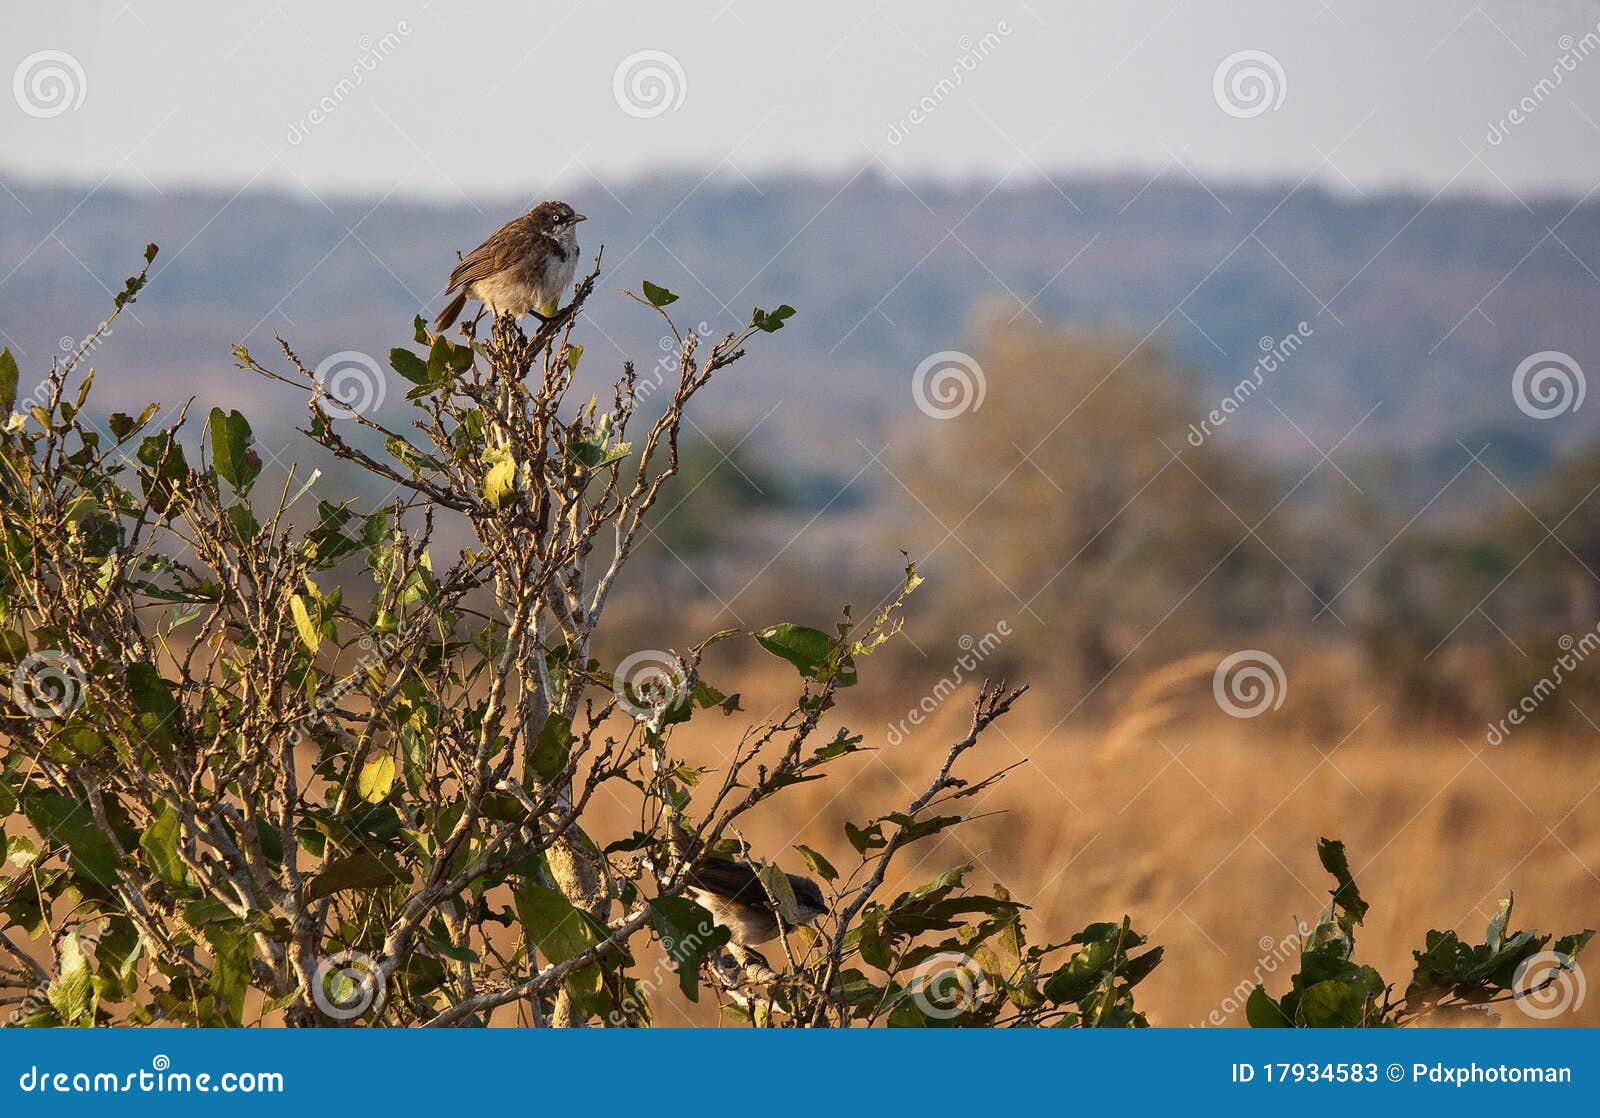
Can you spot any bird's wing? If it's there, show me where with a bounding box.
[445,215,562,293]
[689,858,765,904]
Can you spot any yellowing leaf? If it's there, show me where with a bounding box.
[290,594,320,654]
[481,446,518,509]
[358,754,396,803]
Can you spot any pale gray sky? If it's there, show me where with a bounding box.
[4,0,1600,202]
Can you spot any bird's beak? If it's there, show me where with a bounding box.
[572,214,587,223]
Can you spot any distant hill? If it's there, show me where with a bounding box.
[2,169,1596,505]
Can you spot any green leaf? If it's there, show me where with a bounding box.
[857,906,892,969]
[1245,984,1290,1027]
[1555,930,1595,960]
[139,804,186,887]
[290,594,321,654]
[427,335,455,379]
[902,560,924,595]
[814,731,864,761]
[794,844,838,883]
[114,258,150,309]
[886,812,961,845]
[514,881,622,1021]
[304,852,401,902]
[513,882,604,966]
[388,347,431,385]
[754,622,854,683]
[641,280,679,307]
[530,713,573,781]
[386,436,443,477]
[691,681,741,715]
[208,408,260,493]
[184,897,237,929]
[203,924,250,1026]
[1316,837,1370,932]
[46,930,96,1025]
[1295,978,1368,1026]
[830,968,882,1008]
[570,429,632,470]
[649,895,729,1002]
[751,304,795,333]
[0,348,17,413]
[136,431,191,518]
[400,954,447,998]
[1044,945,1113,1004]
[58,726,103,758]
[126,662,177,734]
[844,820,885,856]
[757,864,803,925]
[23,790,122,892]
[1122,945,1164,989]
[357,754,396,803]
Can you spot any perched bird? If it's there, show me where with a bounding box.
[434,199,586,332]
[687,856,828,951]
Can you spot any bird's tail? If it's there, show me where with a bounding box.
[434,290,467,333]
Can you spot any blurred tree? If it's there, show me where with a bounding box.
[893,317,1291,708]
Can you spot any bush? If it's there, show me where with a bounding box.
[0,247,1587,1027]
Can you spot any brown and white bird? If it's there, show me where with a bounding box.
[434,199,586,332]
[687,857,828,951]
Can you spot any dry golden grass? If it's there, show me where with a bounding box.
[644,662,1600,1027]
